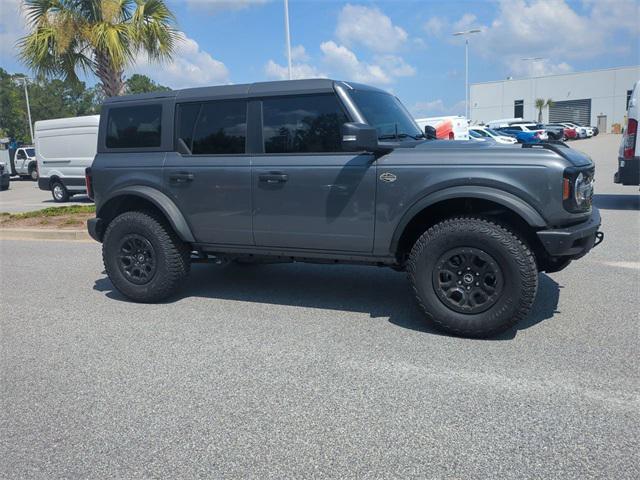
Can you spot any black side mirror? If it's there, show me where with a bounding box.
[341,122,382,152]
[424,125,437,140]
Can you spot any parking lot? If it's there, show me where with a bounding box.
[0,178,92,213]
[1,135,638,478]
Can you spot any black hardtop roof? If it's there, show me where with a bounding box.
[103,79,386,104]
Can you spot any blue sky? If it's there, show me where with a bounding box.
[1,0,638,116]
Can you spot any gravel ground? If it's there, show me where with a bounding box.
[1,134,638,479]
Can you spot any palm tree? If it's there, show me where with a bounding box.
[19,0,179,97]
[535,98,554,123]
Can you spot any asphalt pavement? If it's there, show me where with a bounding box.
[1,134,638,478]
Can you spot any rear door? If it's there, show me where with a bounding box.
[164,99,253,245]
[252,93,376,252]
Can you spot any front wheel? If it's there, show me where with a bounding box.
[408,217,538,338]
[29,165,38,181]
[102,211,191,302]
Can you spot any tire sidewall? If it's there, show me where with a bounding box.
[51,182,68,202]
[411,220,535,336]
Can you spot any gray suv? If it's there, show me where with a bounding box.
[86,79,602,337]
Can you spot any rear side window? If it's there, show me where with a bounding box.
[176,100,247,155]
[262,94,348,154]
[106,105,162,148]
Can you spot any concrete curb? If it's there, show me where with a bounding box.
[0,228,91,241]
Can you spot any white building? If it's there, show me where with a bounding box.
[470,65,640,132]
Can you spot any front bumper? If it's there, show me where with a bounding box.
[87,217,104,243]
[537,208,603,258]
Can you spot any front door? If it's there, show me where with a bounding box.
[164,99,252,245]
[252,94,376,252]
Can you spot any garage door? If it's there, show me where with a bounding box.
[549,99,591,125]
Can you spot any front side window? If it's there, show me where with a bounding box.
[185,100,247,154]
[106,105,162,148]
[348,90,422,139]
[262,94,348,153]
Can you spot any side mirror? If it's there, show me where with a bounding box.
[424,125,437,140]
[341,122,382,152]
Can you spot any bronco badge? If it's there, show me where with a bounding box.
[379,172,397,183]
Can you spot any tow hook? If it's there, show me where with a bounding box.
[594,231,604,248]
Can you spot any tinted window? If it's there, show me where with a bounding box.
[175,103,201,152]
[262,94,348,153]
[514,99,524,118]
[106,105,162,148]
[190,100,247,154]
[349,90,422,139]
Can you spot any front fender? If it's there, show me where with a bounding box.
[98,185,195,243]
[389,185,547,254]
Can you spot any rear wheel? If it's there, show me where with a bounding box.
[407,217,538,338]
[51,181,69,202]
[29,164,38,181]
[102,211,191,302]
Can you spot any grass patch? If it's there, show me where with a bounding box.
[0,205,95,220]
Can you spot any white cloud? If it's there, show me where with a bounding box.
[335,4,408,53]
[184,0,268,13]
[509,58,574,77]
[412,99,466,117]
[452,13,478,33]
[320,41,388,85]
[423,16,447,37]
[0,0,26,60]
[130,33,230,88]
[264,59,324,80]
[290,44,309,62]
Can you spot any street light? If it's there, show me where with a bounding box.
[15,76,34,144]
[284,0,293,80]
[452,29,481,120]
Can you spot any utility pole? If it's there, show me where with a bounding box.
[284,0,293,80]
[17,77,34,144]
[452,29,481,120]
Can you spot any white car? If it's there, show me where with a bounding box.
[561,122,590,138]
[469,126,517,144]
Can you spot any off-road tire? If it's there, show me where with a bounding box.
[102,211,191,302]
[51,181,69,202]
[407,217,538,338]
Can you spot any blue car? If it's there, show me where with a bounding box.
[497,127,541,144]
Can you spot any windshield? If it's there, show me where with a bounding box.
[472,129,489,137]
[485,128,503,137]
[26,148,35,157]
[349,90,423,139]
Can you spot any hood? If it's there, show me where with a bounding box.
[409,139,593,167]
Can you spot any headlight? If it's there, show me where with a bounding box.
[563,168,594,212]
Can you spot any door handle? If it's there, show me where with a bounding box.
[259,172,288,184]
[169,172,194,183]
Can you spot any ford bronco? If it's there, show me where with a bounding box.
[86,79,602,337]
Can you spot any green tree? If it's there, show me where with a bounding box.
[19,0,179,97]
[126,73,170,94]
[535,98,554,123]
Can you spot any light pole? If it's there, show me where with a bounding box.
[16,76,34,144]
[284,0,293,80]
[452,29,481,119]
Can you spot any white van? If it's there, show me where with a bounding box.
[35,115,99,202]
[615,80,639,186]
[415,116,469,140]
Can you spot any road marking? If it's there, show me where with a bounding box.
[597,261,640,270]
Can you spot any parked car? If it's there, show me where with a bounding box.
[468,129,495,142]
[0,162,9,190]
[615,80,639,185]
[0,146,38,180]
[469,126,517,144]
[35,115,99,202]
[496,126,542,144]
[87,79,602,338]
[560,122,590,138]
[535,124,566,141]
[415,116,469,140]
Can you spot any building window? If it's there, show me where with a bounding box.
[514,100,524,119]
[627,90,633,110]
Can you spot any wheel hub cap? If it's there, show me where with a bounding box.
[117,234,157,285]
[432,247,504,314]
